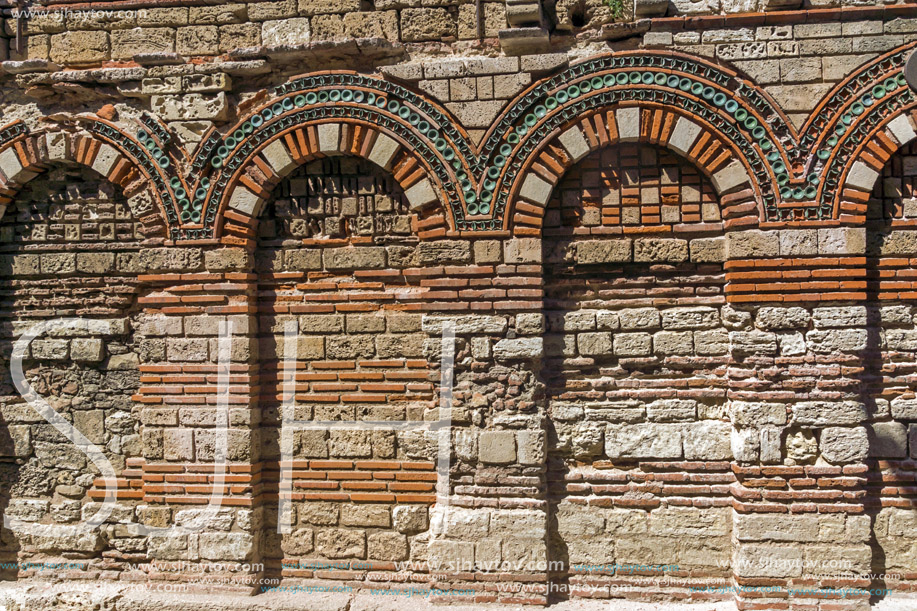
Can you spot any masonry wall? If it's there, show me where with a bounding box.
[1,0,917,609]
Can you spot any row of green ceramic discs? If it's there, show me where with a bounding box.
[169,176,209,223]
[816,73,906,162]
[137,129,172,169]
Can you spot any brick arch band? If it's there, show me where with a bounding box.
[6,46,913,240]
[217,120,451,243]
[508,105,758,236]
[0,123,168,236]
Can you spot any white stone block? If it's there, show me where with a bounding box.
[845,160,880,192]
[404,178,437,210]
[886,114,917,147]
[367,133,400,169]
[667,116,701,157]
[519,172,553,206]
[227,186,262,216]
[317,123,341,154]
[90,143,120,178]
[616,107,641,141]
[557,126,590,162]
[261,139,297,176]
[712,160,750,193]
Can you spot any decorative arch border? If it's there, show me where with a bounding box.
[0,121,169,236]
[27,44,914,240]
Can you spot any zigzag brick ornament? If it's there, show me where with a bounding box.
[2,2,917,611]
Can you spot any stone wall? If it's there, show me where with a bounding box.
[1,0,917,609]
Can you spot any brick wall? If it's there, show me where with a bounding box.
[2,1,917,609]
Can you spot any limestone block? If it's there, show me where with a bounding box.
[479,431,516,464]
[619,308,661,329]
[493,337,543,360]
[577,332,613,356]
[730,401,787,427]
[401,8,456,41]
[262,18,311,46]
[805,329,867,353]
[633,238,689,262]
[605,423,683,459]
[50,31,110,64]
[727,230,779,258]
[845,160,880,192]
[756,306,810,330]
[653,330,693,355]
[684,421,733,460]
[418,240,471,264]
[647,399,697,422]
[151,93,229,121]
[504,237,542,263]
[341,504,391,528]
[792,401,866,426]
[613,332,652,356]
[368,532,408,561]
[323,247,386,270]
[811,306,866,328]
[393,506,428,534]
[868,422,908,458]
[518,173,553,206]
[820,427,869,463]
[730,331,778,356]
[575,239,632,264]
[661,307,719,330]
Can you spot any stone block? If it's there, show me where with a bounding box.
[619,308,661,330]
[575,239,632,264]
[820,427,869,463]
[262,18,311,46]
[684,421,733,460]
[418,240,471,264]
[71,338,104,362]
[341,504,390,528]
[493,338,542,360]
[661,307,719,330]
[634,238,689,262]
[50,31,110,64]
[756,306,810,330]
[151,93,229,121]
[730,331,778,356]
[730,401,787,426]
[727,230,779,258]
[606,423,683,459]
[653,330,693,355]
[323,247,386,270]
[792,401,866,426]
[577,332,613,356]
[401,8,456,41]
[479,431,516,464]
[613,333,652,356]
[868,422,908,458]
[806,329,867,353]
[393,506,428,534]
[368,532,408,561]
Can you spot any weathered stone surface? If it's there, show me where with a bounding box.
[606,424,683,459]
[820,427,869,463]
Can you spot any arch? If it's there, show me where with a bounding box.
[506,105,756,236]
[216,120,451,243]
[0,122,168,237]
[199,72,469,241]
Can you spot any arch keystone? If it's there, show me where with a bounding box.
[317,123,342,154]
[615,107,640,142]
